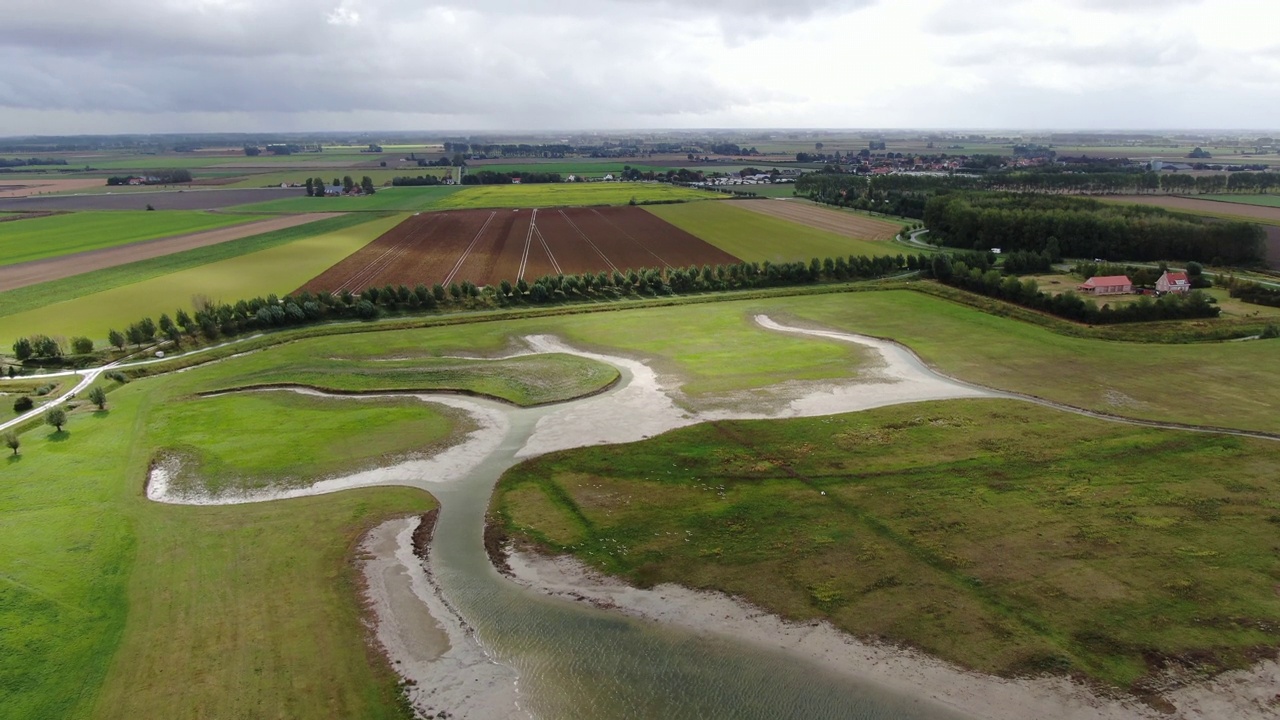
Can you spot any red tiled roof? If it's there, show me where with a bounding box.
[1162,272,1189,285]
[1082,275,1132,286]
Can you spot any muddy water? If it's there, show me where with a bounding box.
[426,372,973,720]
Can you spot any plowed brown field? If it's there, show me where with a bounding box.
[300,206,741,292]
[734,199,901,240]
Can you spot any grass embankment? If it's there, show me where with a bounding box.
[0,213,377,320]
[763,290,1280,434]
[494,399,1280,693]
[0,214,404,343]
[4,334,622,717]
[0,380,439,719]
[0,211,260,266]
[645,201,888,262]
[148,392,461,495]
[186,348,619,407]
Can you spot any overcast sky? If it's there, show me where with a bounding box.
[2,0,1277,135]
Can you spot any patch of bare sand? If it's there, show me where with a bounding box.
[361,516,527,720]
[508,549,1279,720]
[0,178,104,198]
[516,319,993,457]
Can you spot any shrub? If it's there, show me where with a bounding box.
[13,396,33,413]
[71,336,95,354]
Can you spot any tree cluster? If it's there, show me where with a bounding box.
[924,255,1220,324]
[1226,279,1280,308]
[11,335,63,361]
[106,169,193,185]
[0,157,68,168]
[461,170,562,185]
[924,193,1265,265]
[392,175,444,186]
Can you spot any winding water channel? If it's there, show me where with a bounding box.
[148,315,1269,719]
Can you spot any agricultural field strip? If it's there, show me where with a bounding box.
[301,206,735,292]
[0,214,336,291]
[517,208,538,280]
[734,199,901,240]
[590,208,673,269]
[557,209,621,274]
[335,214,442,294]
[442,211,498,286]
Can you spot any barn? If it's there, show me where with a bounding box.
[1078,275,1133,295]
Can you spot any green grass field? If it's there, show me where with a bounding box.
[3,281,1278,717]
[645,201,890,262]
[0,211,260,266]
[0,214,403,343]
[0,328,631,718]
[494,399,1280,691]
[1208,194,1280,208]
[0,378,440,719]
[149,392,460,495]
[764,290,1280,433]
[431,183,721,210]
[0,213,374,320]
[464,162,678,177]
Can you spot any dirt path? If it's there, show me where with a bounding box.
[734,199,901,240]
[0,178,105,198]
[0,213,339,290]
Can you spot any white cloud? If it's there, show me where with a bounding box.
[0,0,1276,133]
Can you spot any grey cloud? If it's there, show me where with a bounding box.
[948,35,1200,69]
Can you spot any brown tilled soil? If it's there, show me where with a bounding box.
[299,206,742,293]
[1111,195,1280,224]
[0,213,338,290]
[734,199,901,240]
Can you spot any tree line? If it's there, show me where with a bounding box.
[0,158,68,168]
[924,193,1265,265]
[305,176,376,196]
[25,254,919,356]
[106,169,193,185]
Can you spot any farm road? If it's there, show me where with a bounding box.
[0,213,338,290]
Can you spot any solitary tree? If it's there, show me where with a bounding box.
[107,329,126,350]
[71,336,94,354]
[4,431,18,456]
[45,406,67,432]
[88,386,107,410]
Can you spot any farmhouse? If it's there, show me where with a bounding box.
[1156,271,1191,294]
[1078,275,1133,295]
[324,185,344,196]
